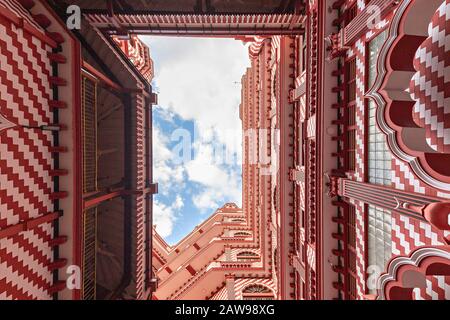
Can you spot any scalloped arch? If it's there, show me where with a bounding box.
[366,0,450,191]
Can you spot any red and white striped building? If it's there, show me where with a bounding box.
[0,0,449,300]
[0,0,157,300]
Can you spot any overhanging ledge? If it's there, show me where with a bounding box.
[85,13,305,36]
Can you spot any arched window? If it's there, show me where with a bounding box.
[236,251,259,261]
[234,232,251,237]
[242,285,274,300]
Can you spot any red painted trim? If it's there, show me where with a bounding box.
[47,258,68,271]
[0,5,22,25]
[47,31,65,45]
[33,0,83,300]
[363,202,369,295]
[32,13,51,28]
[49,191,68,200]
[49,100,67,110]
[122,87,151,98]
[83,190,126,209]
[0,6,57,48]
[279,36,286,299]
[0,212,61,239]
[48,281,66,295]
[0,224,24,240]
[152,252,165,265]
[26,212,61,229]
[17,0,35,10]
[49,146,68,153]
[71,33,83,302]
[186,265,196,276]
[49,236,68,247]
[97,26,303,36]
[317,0,325,299]
[81,60,123,92]
[304,11,311,300]
[363,39,370,296]
[49,169,69,177]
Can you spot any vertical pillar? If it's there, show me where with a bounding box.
[226,274,236,300]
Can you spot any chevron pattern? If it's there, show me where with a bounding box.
[413,276,450,300]
[339,0,450,300]
[410,0,450,153]
[391,157,427,194]
[0,1,55,300]
[391,212,450,300]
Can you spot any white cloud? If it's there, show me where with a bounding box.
[192,189,221,212]
[153,196,185,238]
[185,144,228,186]
[184,142,242,213]
[153,125,185,193]
[154,104,176,125]
[142,36,246,232]
[141,36,249,159]
[173,195,184,209]
[192,174,241,214]
[153,200,176,237]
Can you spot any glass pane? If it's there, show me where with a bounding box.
[368,205,392,282]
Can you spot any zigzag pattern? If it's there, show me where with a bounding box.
[0,1,54,300]
[410,0,450,153]
[390,211,450,299]
[346,33,367,299]
[388,2,450,294]
[343,0,395,298]
[391,158,427,194]
[0,18,52,127]
[414,276,450,300]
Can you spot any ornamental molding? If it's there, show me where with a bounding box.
[377,246,450,300]
[366,0,450,191]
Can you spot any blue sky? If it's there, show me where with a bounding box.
[140,36,250,245]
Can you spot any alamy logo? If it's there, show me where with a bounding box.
[366,265,382,291]
[66,265,81,290]
[366,5,382,30]
[66,5,81,30]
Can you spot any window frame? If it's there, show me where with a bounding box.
[363,28,392,295]
[345,57,357,172]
